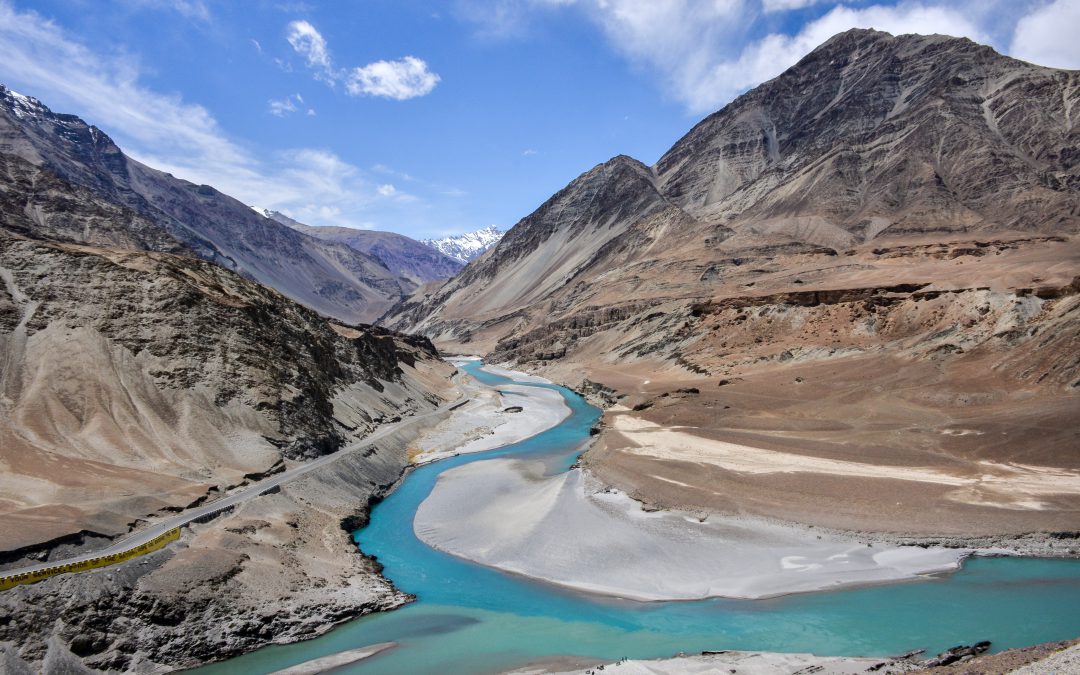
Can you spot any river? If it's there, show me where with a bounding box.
[196,361,1080,674]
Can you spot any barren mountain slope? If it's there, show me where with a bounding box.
[385,155,706,345]
[0,231,454,560]
[267,209,464,284]
[387,30,1080,537]
[657,30,1079,238]
[0,86,407,323]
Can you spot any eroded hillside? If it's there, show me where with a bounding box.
[386,29,1080,536]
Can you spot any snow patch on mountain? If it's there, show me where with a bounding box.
[422,225,503,263]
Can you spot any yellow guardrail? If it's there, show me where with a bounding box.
[0,527,181,591]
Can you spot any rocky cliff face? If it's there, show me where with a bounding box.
[0,232,453,556]
[386,155,702,342]
[265,209,464,285]
[655,29,1079,239]
[0,86,408,323]
[0,226,457,670]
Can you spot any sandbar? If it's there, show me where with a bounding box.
[414,457,967,601]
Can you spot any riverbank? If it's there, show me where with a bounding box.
[525,638,1080,675]
[409,363,570,465]
[177,361,1080,675]
[0,386,461,672]
[414,457,970,601]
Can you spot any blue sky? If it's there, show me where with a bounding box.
[0,0,1077,239]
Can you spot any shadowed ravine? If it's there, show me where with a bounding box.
[193,362,1080,675]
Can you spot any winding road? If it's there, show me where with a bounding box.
[4,389,471,580]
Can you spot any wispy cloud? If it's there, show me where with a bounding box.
[577,0,990,113]
[761,0,828,12]
[285,19,440,100]
[0,1,415,229]
[126,0,211,22]
[1010,0,1080,69]
[286,19,335,82]
[372,163,415,181]
[268,92,313,117]
[460,0,1067,114]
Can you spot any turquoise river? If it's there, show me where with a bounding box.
[196,361,1080,674]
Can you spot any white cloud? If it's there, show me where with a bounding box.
[286,19,336,82]
[376,183,398,197]
[0,2,409,230]
[285,20,440,100]
[762,0,828,12]
[126,0,211,22]
[269,92,316,118]
[522,148,537,156]
[268,94,297,116]
[575,1,990,113]
[346,56,440,100]
[1011,0,1080,69]
[373,163,415,181]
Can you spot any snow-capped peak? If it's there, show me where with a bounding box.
[249,205,275,219]
[2,86,48,120]
[422,225,503,263]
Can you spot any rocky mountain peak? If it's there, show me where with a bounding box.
[654,29,1079,234]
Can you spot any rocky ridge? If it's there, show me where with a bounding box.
[262,208,464,285]
[0,86,407,323]
[0,228,457,670]
[385,30,1080,537]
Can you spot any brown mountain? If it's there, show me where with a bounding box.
[263,209,464,285]
[387,29,1080,536]
[0,86,408,323]
[0,89,459,670]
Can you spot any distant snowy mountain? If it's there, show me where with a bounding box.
[422,225,503,263]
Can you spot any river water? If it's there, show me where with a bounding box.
[197,361,1080,674]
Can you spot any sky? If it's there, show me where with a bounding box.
[0,0,1077,239]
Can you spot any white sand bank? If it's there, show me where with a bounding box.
[414,458,968,601]
[481,364,553,384]
[270,642,396,675]
[410,377,570,464]
[519,650,915,675]
[611,414,1080,511]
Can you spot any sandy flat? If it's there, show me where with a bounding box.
[269,642,396,675]
[525,650,914,675]
[611,414,1080,511]
[410,377,570,464]
[481,364,554,384]
[414,457,967,601]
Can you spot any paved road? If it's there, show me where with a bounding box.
[6,391,471,578]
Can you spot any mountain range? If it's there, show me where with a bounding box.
[422,224,503,263]
[0,86,412,324]
[0,82,458,670]
[386,29,1080,536]
[254,207,464,285]
[1,25,1078,674]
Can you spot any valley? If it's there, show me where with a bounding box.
[387,29,1080,543]
[0,12,1077,675]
